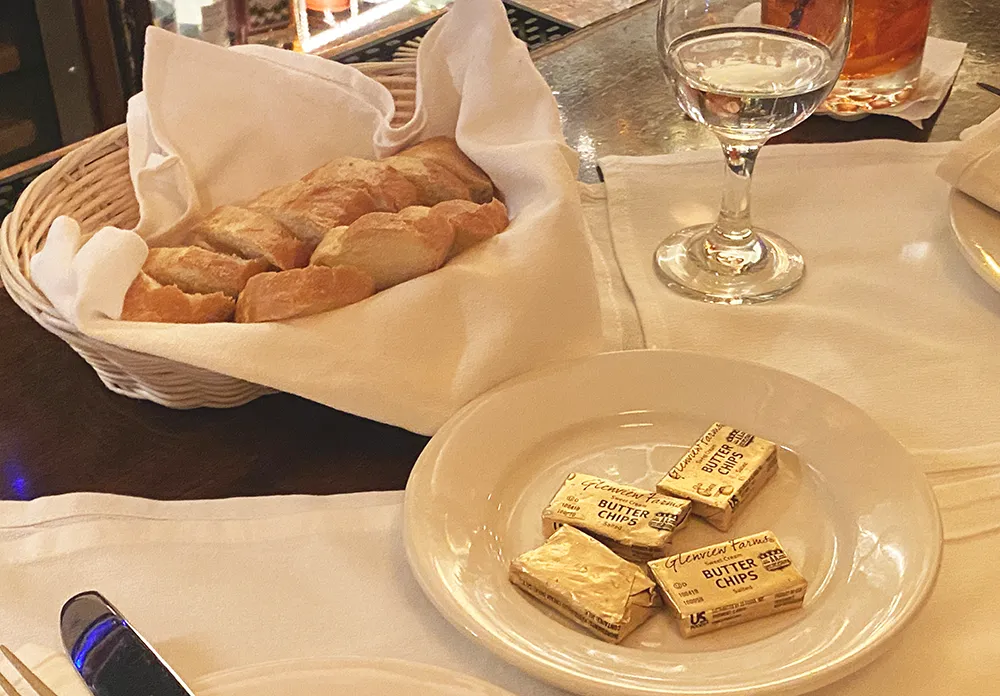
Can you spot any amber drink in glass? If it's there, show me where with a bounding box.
[764,0,932,112]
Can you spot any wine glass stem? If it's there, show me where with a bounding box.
[711,139,764,248]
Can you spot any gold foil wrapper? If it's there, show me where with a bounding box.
[509,525,661,643]
[656,423,778,531]
[541,473,692,563]
[648,530,807,637]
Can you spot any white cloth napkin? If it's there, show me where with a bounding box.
[0,487,996,696]
[938,106,1000,211]
[0,492,568,696]
[29,0,603,436]
[819,37,967,125]
[599,141,1000,482]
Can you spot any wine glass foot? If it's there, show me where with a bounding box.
[653,223,805,305]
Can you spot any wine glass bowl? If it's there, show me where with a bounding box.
[655,0,852,304]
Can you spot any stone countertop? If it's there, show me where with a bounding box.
[533,1,999,181]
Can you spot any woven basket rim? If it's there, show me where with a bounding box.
[0,60,416,409]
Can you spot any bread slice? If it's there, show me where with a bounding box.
[189,205,309,270]
[395,137,495,204]
[431,198,509,258]
[144,246,270,297]
[235,265,375,323]
[121,272,235,323]
[310,208,454,291]
[304,157,418,212]
[251,180,378,251]
[382,156,471,206]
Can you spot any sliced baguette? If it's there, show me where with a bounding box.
[304,156,418,212]
[144,246,270,297]
[121,272,235,323]
[310,207,454,291]
[431,198,509,258]
[396,137,494,204]
[382,156,471,206]
[251,180,378,251]
[189,205,309,270]
[235,265,375,323]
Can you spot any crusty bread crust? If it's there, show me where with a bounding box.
[304,157,418,212]
[251,180,378,250]
[395,136,494,204]
[310,208,454,291]
[235,265,375,323]
[120,272,236,323]
[144,246,270,297]
[190,206,309,270]
[383,156,472,206]
[431,198,509,258]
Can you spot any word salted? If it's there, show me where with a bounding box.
[648,530,807,638]
[657,423,778,531]
[542,473,692,562]
[509,525,661,643]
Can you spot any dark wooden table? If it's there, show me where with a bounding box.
[1,0,996,500]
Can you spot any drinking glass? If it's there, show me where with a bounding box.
[655,0,852,304]
[766,0,931,111]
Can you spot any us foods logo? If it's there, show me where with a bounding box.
[758,548,791,572]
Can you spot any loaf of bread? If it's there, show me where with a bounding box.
[235,265,375,323]
[144,246,270,297]
[121,272,236,323]
[304,157,418,212]
[431,199,509,258]
[120,139,504,324]
[189,205,309,270]
[396,137,494,204]
[382,156,471,206]
[250,180,379,251]
[310,206,455,291]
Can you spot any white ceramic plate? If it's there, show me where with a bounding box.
[193,657,517,695]
[403,350,942,696]
[949,188,1000,293]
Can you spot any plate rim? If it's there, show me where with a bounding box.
[403,348,943,696]
[191,655,518,694]
[948,187,1000,293]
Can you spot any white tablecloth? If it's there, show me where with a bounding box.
[3,141,998,695]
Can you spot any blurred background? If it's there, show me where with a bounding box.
[0,0,643,175]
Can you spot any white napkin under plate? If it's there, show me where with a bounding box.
[29,0,603,436]
[0,486,996,696]
[938,106,1000,211]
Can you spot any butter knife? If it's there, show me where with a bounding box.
[60,591,196,696]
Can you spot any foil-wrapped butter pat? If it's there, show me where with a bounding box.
[509,525,661,643]
[648,530,807,638]
[542,473,692,562]
[656,423,778,531]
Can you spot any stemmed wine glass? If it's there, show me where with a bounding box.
[655,0,852,304]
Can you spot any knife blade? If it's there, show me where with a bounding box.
[60,591,197,696]
[977,82,1000,98]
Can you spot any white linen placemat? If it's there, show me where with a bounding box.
[600,141,1000,481]
[0,489,996,696]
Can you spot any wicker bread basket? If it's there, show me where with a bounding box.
[0,62,417,409]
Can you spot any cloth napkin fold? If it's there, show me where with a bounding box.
[29,0,603,436]
[937,106,1000,210]
[0,488,995,696]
